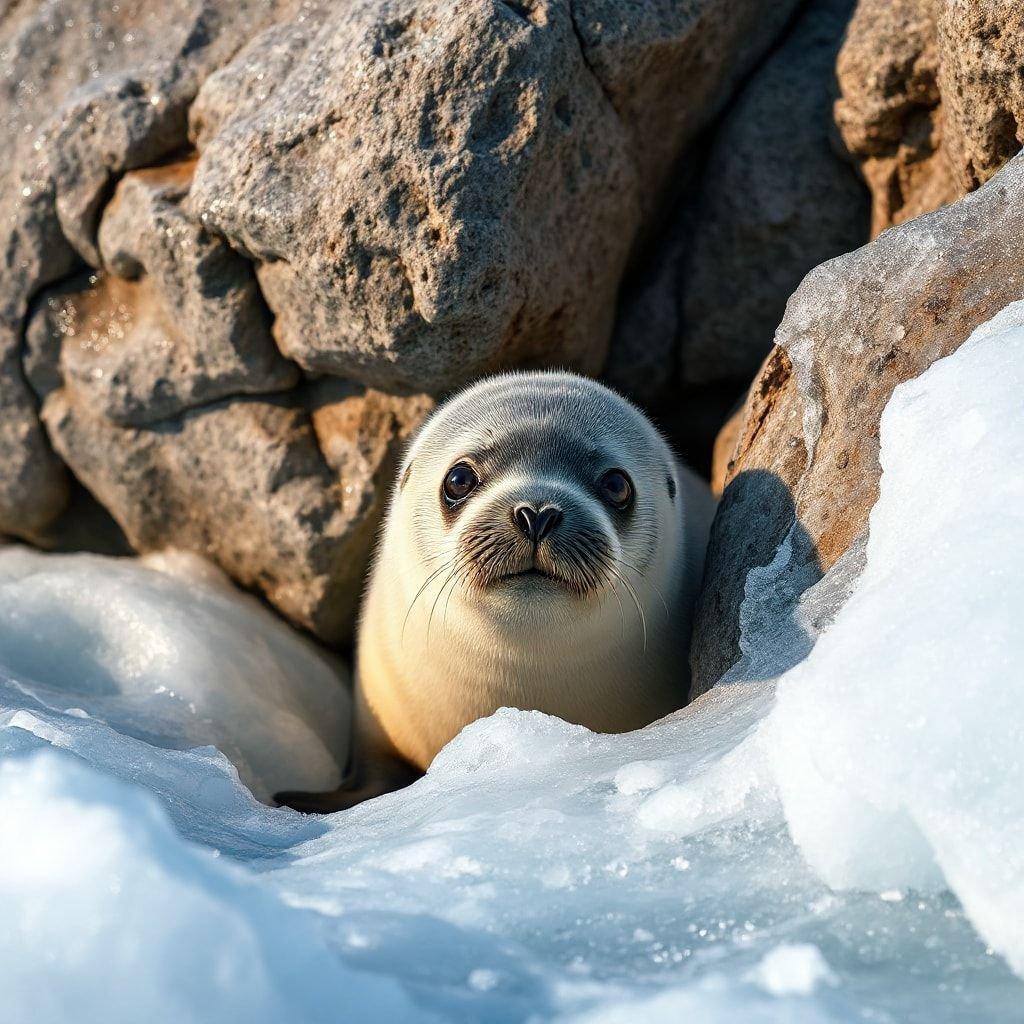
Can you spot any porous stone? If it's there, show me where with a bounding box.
[42,384,431,641]
[189,0,799,393]
[691,152,1024,697]
[26,160,297,425]
[836,0,1024,234]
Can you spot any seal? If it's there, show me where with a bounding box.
[277,372,715,811]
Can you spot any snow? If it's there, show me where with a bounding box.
[1,303,1024,1020]
[0,547,350,802]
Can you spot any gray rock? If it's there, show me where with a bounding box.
[678,0,868,387]
[0,0,293,538]
[690,152,1024,698]
[606,0,868,405]
[27,159,298,425]
[42,383,431,641]
[189,0,800,393]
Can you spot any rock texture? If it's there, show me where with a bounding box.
[691,152,1024,697]
[836,0,1024,235]
[0,0,295,539]
[26,159,297,424]
[42,385,431,641]
[188,0,800,393]
[606,0,867,408]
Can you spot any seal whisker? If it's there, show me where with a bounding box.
[610,556,671,621]
[402,557,458,644]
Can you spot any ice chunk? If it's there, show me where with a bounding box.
[765,300,1024,973]
[746,943,835,996]
[0,547,349,801]
[0,750,430,1024]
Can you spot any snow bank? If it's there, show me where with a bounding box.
[1,303,1023,1020]
[0,750,430,1024]
[0,548,350,801]
[764,300,1024,972]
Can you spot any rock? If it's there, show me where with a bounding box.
[606,0,867,408]
[678,0,868,387]
[188,0,799,393]
[0,0,292,539]
[937,0,1024,190]
[26,159,298,425]
[690,152,1024,698]
[42,384,431,642]
[836,0,1024,235]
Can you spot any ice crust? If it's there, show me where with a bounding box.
[1,305,1024,1020]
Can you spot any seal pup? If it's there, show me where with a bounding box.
[277,372,715,811]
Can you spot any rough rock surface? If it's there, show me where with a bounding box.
[0,0,296,539]
[691,152,1024,697]
[42,385,430,641]
[836,0,1024,235]
[606,0,866,408]
[188,0,799,392]
[26,160,298,424]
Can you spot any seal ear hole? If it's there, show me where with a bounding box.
[400,463,412,490]
[666,474,676,502]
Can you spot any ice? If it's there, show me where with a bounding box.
[1,304,1024,1020]
[0,547,350,802]
[0,751,430,1024]
[764,299,1024,972]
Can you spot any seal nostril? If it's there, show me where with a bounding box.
[513,503,538,541]
[534,506,562,542]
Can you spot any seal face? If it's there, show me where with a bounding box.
[353,371,716,777]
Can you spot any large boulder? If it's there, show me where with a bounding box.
[41,385,431,642]
[188,0,800,393]
[691,151,1024,697]
[0,0,294,540]
[606,0,867,409]
[836,0,1024,235]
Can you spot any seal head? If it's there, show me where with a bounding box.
[356,371,715,773]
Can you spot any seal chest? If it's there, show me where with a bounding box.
[357,371,716,777]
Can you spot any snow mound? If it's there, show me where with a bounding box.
[1,303,1024,1020]
[0,547,349,801]
[0,750,430,1024]
[765,300,1024,973]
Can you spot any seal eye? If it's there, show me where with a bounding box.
[599,469,634,510]
[442,462,479,504]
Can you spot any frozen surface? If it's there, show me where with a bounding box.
[2,304,1024,1020]
[0,548,350,801]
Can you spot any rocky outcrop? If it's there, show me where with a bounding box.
[42,385,430,641]
[606,0,867,409]
[836,0,1024,235]
[0,0,807,640]
[0,0,297,540]
[188,0,800,393]
[691,152,1024,697]
[26,160,298,425]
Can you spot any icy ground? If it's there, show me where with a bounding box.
[2,304,1024,1022]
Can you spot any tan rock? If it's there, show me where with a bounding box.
[691,152,1024,697]
[42,382,430,642]
[26,160,297,425]
[836,0,1024,235]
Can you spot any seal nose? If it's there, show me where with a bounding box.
[513,503,563,543]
